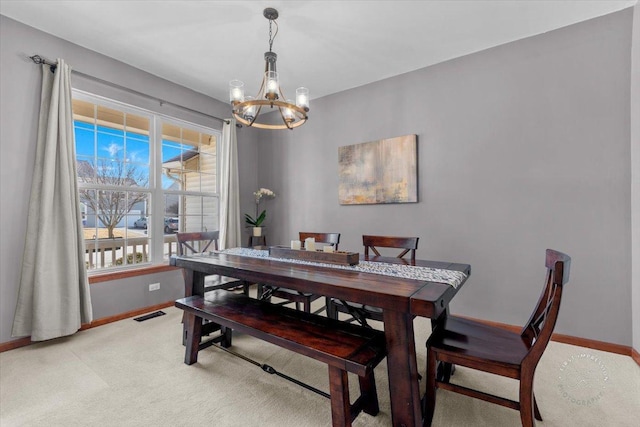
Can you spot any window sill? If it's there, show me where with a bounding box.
[88,264,180,284]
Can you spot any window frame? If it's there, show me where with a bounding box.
[73,89,222,275]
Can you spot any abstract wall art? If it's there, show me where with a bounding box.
[338,134,417,205]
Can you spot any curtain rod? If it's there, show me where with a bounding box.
[29,55,230,125]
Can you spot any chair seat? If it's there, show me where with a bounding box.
[429,316,531,375]
[204,275,246,292]
[269,286,314,297]
[257,284,322,314]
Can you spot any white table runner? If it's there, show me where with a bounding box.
[220,247,467,289]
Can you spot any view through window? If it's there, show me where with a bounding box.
[73,92,220,272]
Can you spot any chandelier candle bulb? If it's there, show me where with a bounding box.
[229,80,244,102]
[296,87,309,110]
[265,71,279,99]
[291,240,301,250]
[282,100,295,122]
[243,96,256,121]
[305,237,316,252]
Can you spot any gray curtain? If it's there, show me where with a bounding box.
[12,59,93,341]
[219,119,242,249]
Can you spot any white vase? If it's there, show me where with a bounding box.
[253,227,263,237]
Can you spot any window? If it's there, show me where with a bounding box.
[73,92,221,272]
[161,122,220,234]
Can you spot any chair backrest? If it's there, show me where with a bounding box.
[520,249,571,360]
[176,231,220,256]
[299,232,341,250]
[362,235,419,262]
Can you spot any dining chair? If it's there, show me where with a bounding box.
[176,231,249,295]
[325,235,419,327]
[423,249,571,427]
[258,232,341,313]
[177,231,249,347]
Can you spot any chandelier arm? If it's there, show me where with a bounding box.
[233,112,251,127]
[233,115,307,130]
[249,104,264,127]
[278,86,287,101]
[277,106,293,130]
[256,77,266,99]
[236,99,306,114]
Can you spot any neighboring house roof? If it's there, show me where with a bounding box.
[162,150,199,172]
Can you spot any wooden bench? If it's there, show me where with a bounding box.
[175,290,387,427]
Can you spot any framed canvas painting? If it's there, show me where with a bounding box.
[338,134,417,205]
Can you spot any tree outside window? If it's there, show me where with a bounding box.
[72,94,220,271]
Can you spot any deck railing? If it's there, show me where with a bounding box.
[85,235,178,270]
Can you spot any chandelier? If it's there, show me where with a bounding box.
[229,8,309,130]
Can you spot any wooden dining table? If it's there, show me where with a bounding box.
[171,248,471,427]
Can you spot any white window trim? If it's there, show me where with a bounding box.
[73,89,222,273]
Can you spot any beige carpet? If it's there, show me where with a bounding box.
[1,301,639,427]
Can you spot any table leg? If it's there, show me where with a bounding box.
[181,268,194,345]
[430,308,454,382]
[183,270,206,345]
[181,268,206,298]
[184,312,201,365]
[193,271,206,296]
[383,310,422,427]
[182,268,193,297]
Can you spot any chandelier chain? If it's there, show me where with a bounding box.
[268,19,278,52]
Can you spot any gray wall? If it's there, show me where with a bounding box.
[1,9,637,350]
[632,5,640,355]
[257,10,634,346]
[0,16,259,344]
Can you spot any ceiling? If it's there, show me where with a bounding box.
[1,1,636,104]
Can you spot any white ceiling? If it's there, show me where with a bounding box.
[1,1,636,103]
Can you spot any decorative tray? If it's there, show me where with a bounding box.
[269,246,359,266]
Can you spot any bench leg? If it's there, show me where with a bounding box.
[326,297,338,319]
[184,313,202,365]
[358,371,380,416]
[328,365,351,427]
[221,326,232,348]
